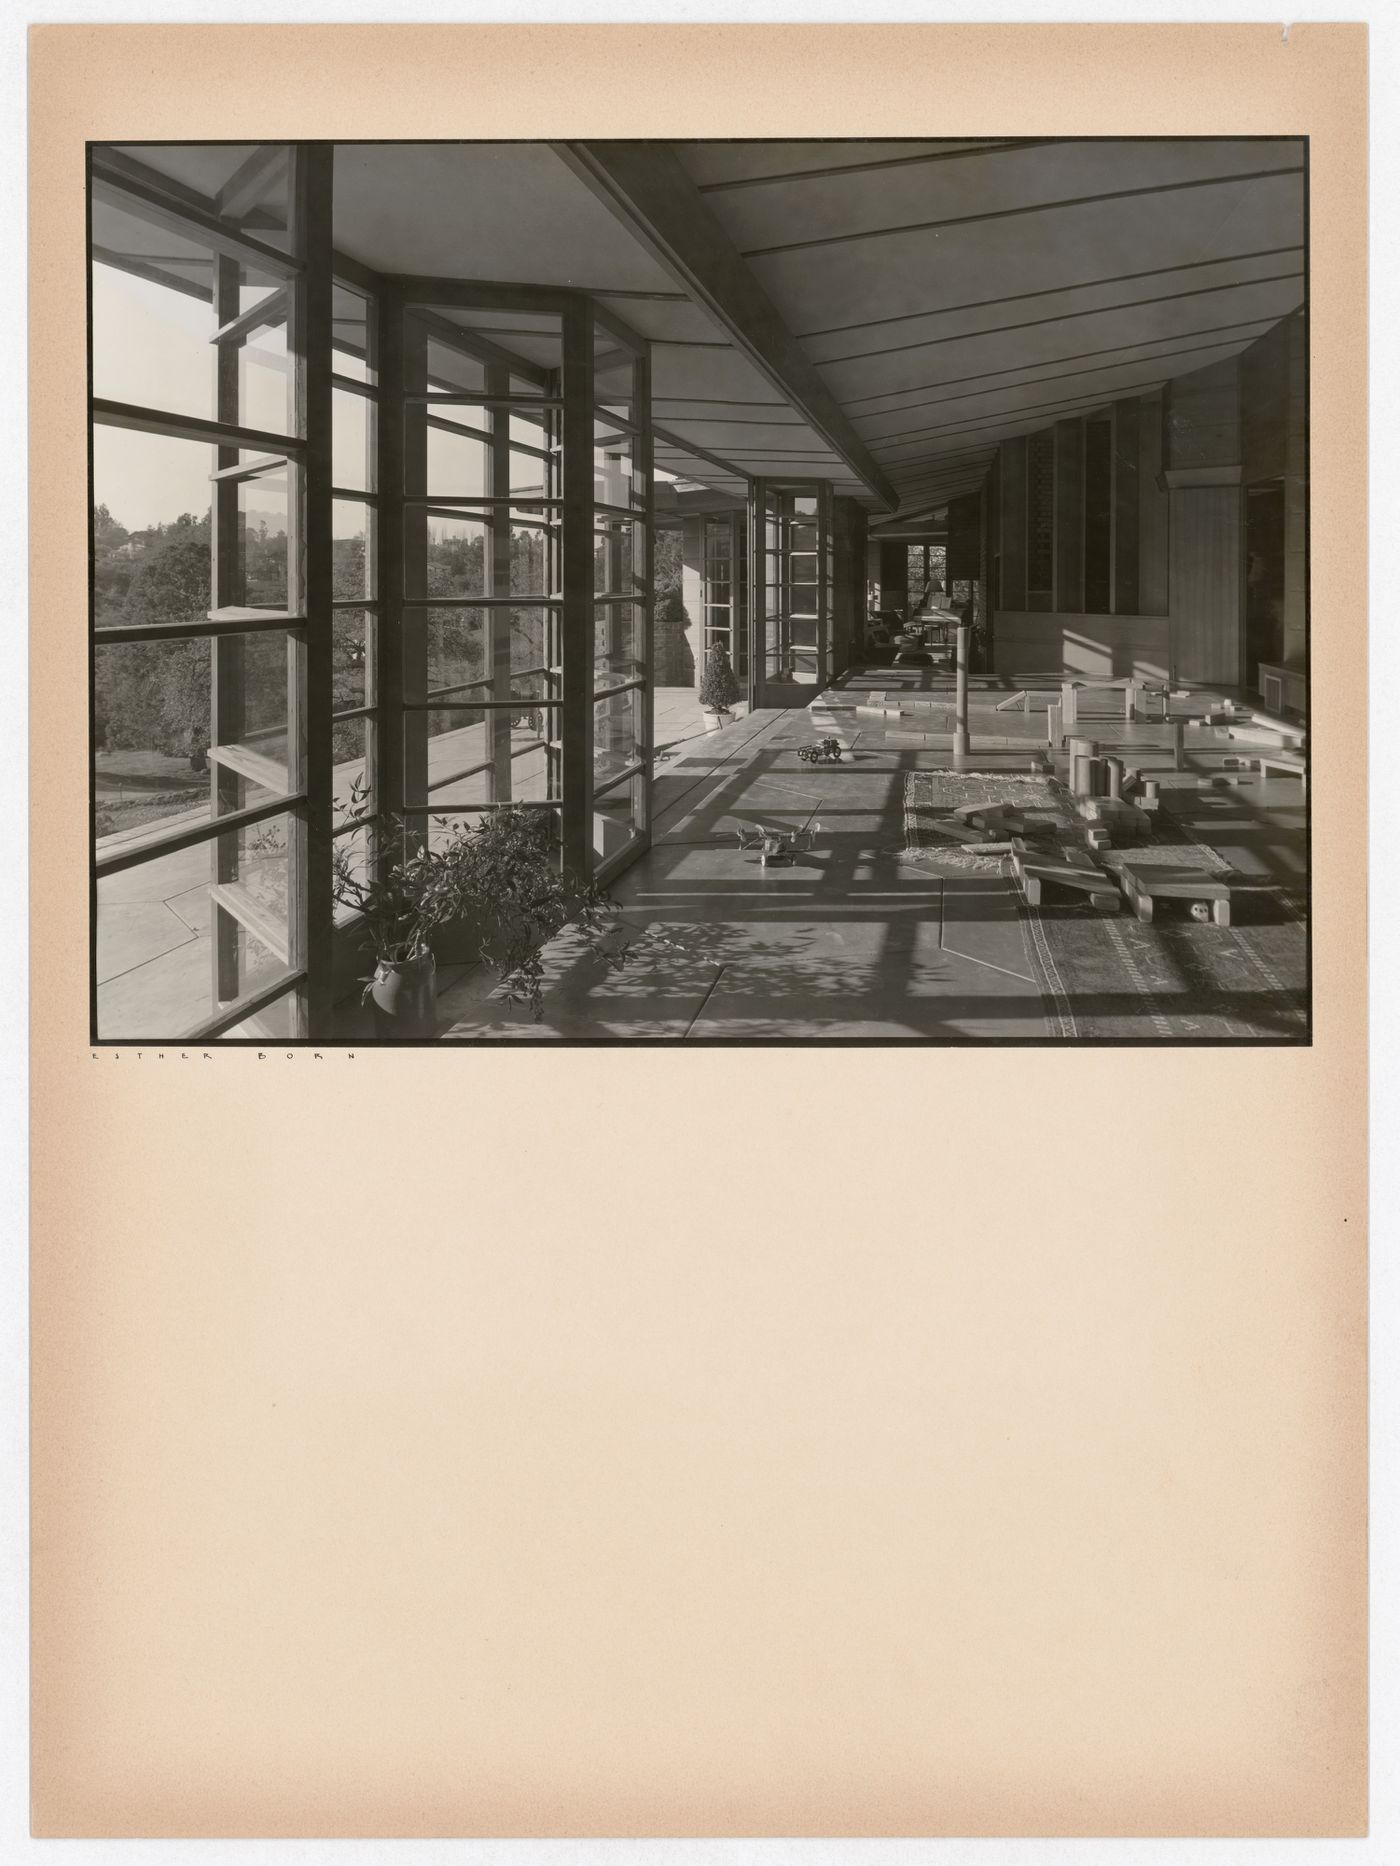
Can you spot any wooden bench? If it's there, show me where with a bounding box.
[1118,861,1232,926]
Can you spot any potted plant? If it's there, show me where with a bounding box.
[698,641,741,731]
[331,779,626,1037]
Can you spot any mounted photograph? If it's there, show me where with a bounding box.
[88,136,1309,1043]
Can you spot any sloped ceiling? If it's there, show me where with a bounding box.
[115,137,1305,518]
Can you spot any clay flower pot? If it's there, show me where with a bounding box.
[368,948,438,1038]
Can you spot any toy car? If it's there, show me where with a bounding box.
[798,737,844,764]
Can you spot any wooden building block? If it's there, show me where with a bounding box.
[1118,863,1231,926]
[1011,840,1120,912]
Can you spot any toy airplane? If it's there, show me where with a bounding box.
[733,818,820,865]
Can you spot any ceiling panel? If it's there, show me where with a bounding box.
[744,172,1305,339]
[800,246,1302,364]
[821,274,1304,409]
[851,325,1272,436]
[673,140,1009,190]
[710,138,1302,257]
[332,143,680,292]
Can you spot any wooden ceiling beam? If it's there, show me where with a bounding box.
[554,140,898,510]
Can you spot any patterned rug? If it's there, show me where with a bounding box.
[902,774,1309,1040]
[902,771,1074,875]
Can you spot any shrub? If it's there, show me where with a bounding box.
[698,642,740,712]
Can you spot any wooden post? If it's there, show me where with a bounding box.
[486,362,514,802]
[636,340,655,850]
[376,286,406,838]
[291,142,335,1036]
[953,623,970,769]
[210,253,244,1011]
[560,297,595,878]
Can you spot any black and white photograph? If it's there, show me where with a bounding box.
[24,15,1381,1855]
[89,134,1310,1043]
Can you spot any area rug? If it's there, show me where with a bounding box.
[901,774,1309,1040]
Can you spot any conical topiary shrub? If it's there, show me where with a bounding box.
[698,641,741,714]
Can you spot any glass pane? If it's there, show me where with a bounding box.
[236,468,290,609]
[95,630,290,855]
[594,603,645,688]
[510,447,549,501]
[333,386,374,492]
[227,810,293,939]
[507,525,551,598]
[424,608,488,695]
[333,609,371,711]
[331,717,370,827]
[333,500,375,600]
[406,707,562,808]
[332,825,373,929]
[422,606,554,693]
[594,519,640,595]
[790,522,818,552]
[233,300,292,436]
[504,607,553,677]
[421,511,486,598]
[224,987,298,1039]
[790,585,819,617]
[593,773,644,867]
[93,429,212,630]
[95,813,295,1039]
[417,808,562,856]
[425,415,489,497]
[507,732,558,804]
[332,283,376,384]
[119,144,292,249]
[793,494,818,518]
[92,249,216,423]
[788,616,819,649]
[594,438,644,511]
[594,350,637,411]
[441,308,561,380]
[419,336,488,396]
[510,409,551,450]
[407,706,481,806]
[213,630,292,790]
[594,687,641,786]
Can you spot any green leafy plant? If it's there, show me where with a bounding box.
[330,778,627,1018]
[698,641,740,712]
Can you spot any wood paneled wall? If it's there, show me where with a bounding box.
[879,540,908,615]
[1111,398,1140,614]
[1166,355,1240,471]
[831,497,866,676]
[1283,311,1308,664]
[1241,309,1308,668]
[1000,435,1027,611]
[1053,419,1084,612]
[1138,392,1169,616]
[1170,487,1243,684]
[994,611,1170,681]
